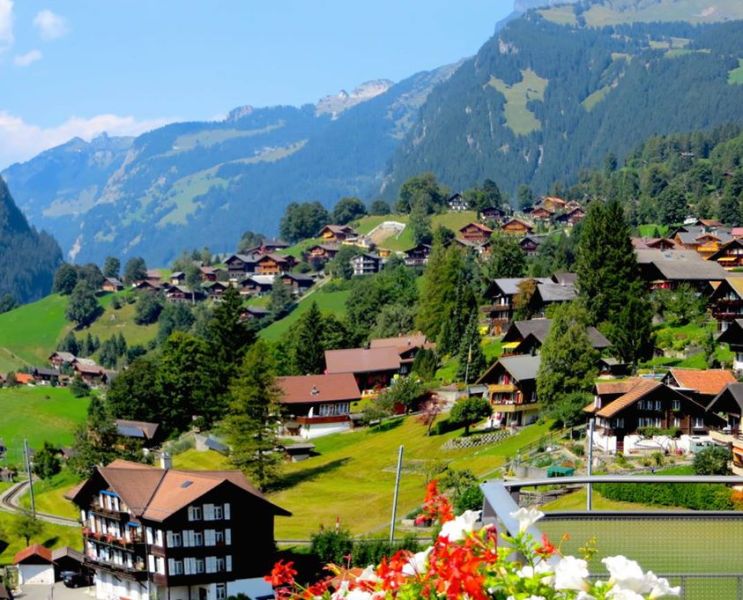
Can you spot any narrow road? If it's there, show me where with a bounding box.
[0,479,79,527]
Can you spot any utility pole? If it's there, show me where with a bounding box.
[24,439,36,517]
[464,343,472,386]
[389,445,404,544]
[587,418,595,512]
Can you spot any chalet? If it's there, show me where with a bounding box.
[477,354,541,428]
[662,368,736,407]
[674,226,733,259]
[483,277,551,333]
[501,319,610,356]
[528,282,577,317]
[66,459,289,600]
[480,206,508,223]
[585,378,724,454]
[199,266,218,282]
[74,362,109,387]
[170,272,186,285]
[709,277,743,330]
[529,205,554,221]
[458,222,493,243]
[369,332,434,374]
[102,277,124,293]
[203,280,231,299]
[454,237,492,256]
[631,238,677,251]
[224,254,260,278]
[553,206,585,226]
[542,196,567,212]
[324,347,401,391]
[14,545,54,585]
[706,383,743,435]
[306,243,340,263]
[717,319,743,371]
[636,249,730,291]
[239,275,274,296]
[146,270,163,286]
[243,239,290,254]
[255,253,296,275]
[708,238,743,270]
[115,420,162,448]
[501,218,534,236]
[318,224,358,242]
[447,193,469,211]
[132,280,162,292]
[277,373,361,439]
[50,351,77,368]
[164,285,206,303]
[239,306,271,322]
[519,235,544,256]
[31,367,60,384]
[351,253,382,276]
[404,243,432,267]
[280,272,315,295]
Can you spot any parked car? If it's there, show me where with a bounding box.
[61,571,93,588]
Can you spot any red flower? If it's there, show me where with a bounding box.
[535,533,556,558]
[265,560,297,588]
[422,480,454,524]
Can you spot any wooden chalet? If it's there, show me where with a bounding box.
[318,224,358,242]
[203,280,232,299]
[74,362,109,387]
[483,277,551,333]
[542,196,567,212]
[163,285,206,303]
[369,332,434,374]
[102,277,124,293]
[324,347,401,391]
[49,351,77,368]
[706,383,743,436]
[662,368,736,407]
[239,306,271,321]
[480,206,508,223]
[280,272,315,295]
[501,319,610,356]
[529,205,554,221]
[717,319,743,372]
[239,275,274,296]
[709,277,743,330]
[477,354,541,427]
[585,378,724,454]
[631,238,677,251]
[501,218,534,236]
[519,235,544,256]
[636,249,729,291]
[553,206,585,226]
[708,238,743,270]
[351,253,382,276]
[447,193,468,211]
[225,253,260,278]
[404,243,432,267]
[170,272,186,285]
[673,226,733,259]
[528,282,577,318]
[306,243,340,263]
[255,253,296,275]
[132,280,162,292]
[458,222,493,243]
[31,367,60,384]
[199,266,218,282]
[277,373,361,439]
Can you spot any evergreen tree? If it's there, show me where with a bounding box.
[123,257,147,285]
[719,185,742,226]
[657,183,688,225]
[292,302,325,375]
[517,185,535,211]
[157,302,195,342]
[206,286,254,369]
[456,314,486,384]
[607,282,655,367]
[66,281,101,328]
[225,341,283,491]
[58,331,79,355]
[32,442,61,479]
[484,233,526,279]
[70,395,121,477]
[269,279,294,318]
[184,263,203,304]
[332,196,367,224]
[53,264,78,295]
[409,203,433,245]
[103,256,121,279]
[536,302,598,422]
[416,242,462,341]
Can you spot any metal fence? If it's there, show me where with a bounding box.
[481,476,743,600]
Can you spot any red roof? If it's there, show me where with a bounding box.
[458,222,493,234]
[668,369,736,396]
[324,347,401,374]
[277,374,361,404]
[14,544,52,565]
[15,373,34,384]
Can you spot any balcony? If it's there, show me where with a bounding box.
[84,529,143,549]
[84,554,148,580]
[491,402,541,413]
[488,383,516,393]
[709,429,743,445]
[296,415,350,425]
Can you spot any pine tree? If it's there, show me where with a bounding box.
[292,302,325,375]
[224,341,283,491]
[605,282,655,367]
[456,314,486,384]
[269,279,294,318]
[207,286,254,369]
[415,238,452,339]
[719,186,742,226]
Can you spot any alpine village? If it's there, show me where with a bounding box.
[4,1,743,599]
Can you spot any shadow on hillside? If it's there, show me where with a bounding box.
[270,457,350,492]
[42,536,60,548]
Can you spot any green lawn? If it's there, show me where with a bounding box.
[172,449,231,470]
[87,293,158,348]
[20,469,81,520]
[267,418,552,539]
[0,510,82,565]
[0,387,89,465]
[729,58,743,85]
[354,212,479,252]
[260,288,351,341]
[0,294,69,365]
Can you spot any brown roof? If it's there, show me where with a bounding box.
[324,347,401,374]
[369,333,431,352]
[14,544,52,565]
[596,379,662,418]
[74,362,106,375]
[668,369,736,396]
[595,378,644,396]
[52,547,85,563]
[459,222,493,234]
[277,374,361,404]
[69,460,289,522]
[115,419,160,440]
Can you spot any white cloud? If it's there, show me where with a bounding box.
[13,49,41,67]
[0,0,14,51]
[33,9,68,41]
[0,111,174,168]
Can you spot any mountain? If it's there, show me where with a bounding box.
[383,6,743,200]
[2,67,456,266]
[0,176,62,304]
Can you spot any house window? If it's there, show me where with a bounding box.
[655,400,662,411]
[188,506,202,521]
[193,531,203,546]
[319,402,350,417]
[215,530,224,545]
[611,418,624,429]
[214,505,223,520]
[672,399,681,411]
[216,584,226,600]
[693,417,705,429]
[195,559,205,574]
[171,560,184,576]
[216,557,225,572]
[673,417,681,428]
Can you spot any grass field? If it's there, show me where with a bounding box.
[539,5,577,25]
[581,85,612,111]
[267,418,552,539]
[0,509,82,565]
[355,212,478,252]
[19,469,81,520]
[0,387,89,465]
[729,58,743,85]
[0,294,69,365]
[489,69,548,136]
[87,294,159,348]
[173,449,231,470]
[259,288,351,341]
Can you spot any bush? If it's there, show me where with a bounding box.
[352,534,420,567]
[310,527,354,564]
[430,418,462,436]
[596,481,733,510]
[454,484,484,514]
[693,445,732,475]
[69,376,90,398]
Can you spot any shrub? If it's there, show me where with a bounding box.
[596,481,733,510]
[693,445,732,475]
[310,527,354,565]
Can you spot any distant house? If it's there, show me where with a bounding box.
[501,319,610,356]
[708,238,743,270]
[239,306,271,321]
[706,382,743,434]
[709,277,743,330]
[203,280,232,299]
[528,282,578,317]
[542,196,567,212]
[519,235,544,256]
[454,237,491,256]
[15,373,35,385]
[115,419,162,447]
[480,206,508,223]
[673,226,733,259]
[277,373,361,439]
[199,266,218,282]
[318,224,358,242]
[483,277,551,333]
[631,237,677,251]
[447,193,468,211]
[225,253,260,278]
[280,272,315,295]
[369,332,434,374]
[31,367,60,384]
[501,218,534,236]
[636,248,730,291]
[324,347,401,390]
[404,243,432,267]
[350,253,382,276]
[306,243,340,263]
[132,280,162,292]
[529,205,554,221]
[13,545,54,585]
[585,378,724,454]
[255,253,296,275]
[49,351,77,368]
[717,319,743,371]
[170,271,186,285]
[662,368,736,407]
[74,362,108,387]
[458,222,493,243]
[477,354,541,428]
[239,275,274,296]
[553,206,585,226]
[145,270,163,285]
[102,277,124,293]
[163,285,206,303]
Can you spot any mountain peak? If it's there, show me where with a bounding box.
[316,79,394,118]
[224,105,255,123]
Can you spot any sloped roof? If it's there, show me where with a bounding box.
[551,272,578,286]
[595,378,644,396]
[667,368,736,396]
[636,249,729,281]
[50,351,76,362]
[536,282,577,302]
[277,373,361,404]
[707,382,743,413]
[115,419,160,440]
[478,354,541,384]
[370,332,430,351]
[459,222,493,234]
[717,319,743,344]
[324,347,401,374]
[596,379,663,418]
[490,277,551,296]
[14,544,52,565]
[708,238,743,261]
[52,547,85,563]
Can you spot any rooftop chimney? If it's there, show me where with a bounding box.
[160,451,172,470]
[310,385,319,396]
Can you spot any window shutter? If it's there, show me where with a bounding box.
[225,529,232,545]
[148,555,156,573]
[204,503,215,521]
[226,555,232,572]
[205,529,215,546]
[223,503,230,519]
[168,559,175,575]
[188,506,195,521]
[206,556,216,574]
[166,531,173,547]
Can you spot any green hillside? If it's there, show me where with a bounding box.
[260,287,351,341]
[0,294,69,365]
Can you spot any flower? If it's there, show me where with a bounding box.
[265,560,297,587]
[510,506,545,533]
[535,533,557,558]
[646,572,681,598]
[554,555,589,591]
[439,509,481,541]
[401,547,431,576]
[603,556,652,593]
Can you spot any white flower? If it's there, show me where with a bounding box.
[438,509,480,541]
[554,555,589,591]
[606,589,645,600]
[517,560,554,585]
[402,547,432,576]
[357,565,379,583]
[647,572,681,598]
[510,506,545,533]
[602,556,652,593]
[508,596,547,600]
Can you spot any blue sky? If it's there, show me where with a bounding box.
[0,1,512,168]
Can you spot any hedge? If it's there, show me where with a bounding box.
[595,482,733,511]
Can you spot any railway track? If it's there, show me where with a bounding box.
[0,479,79,527]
